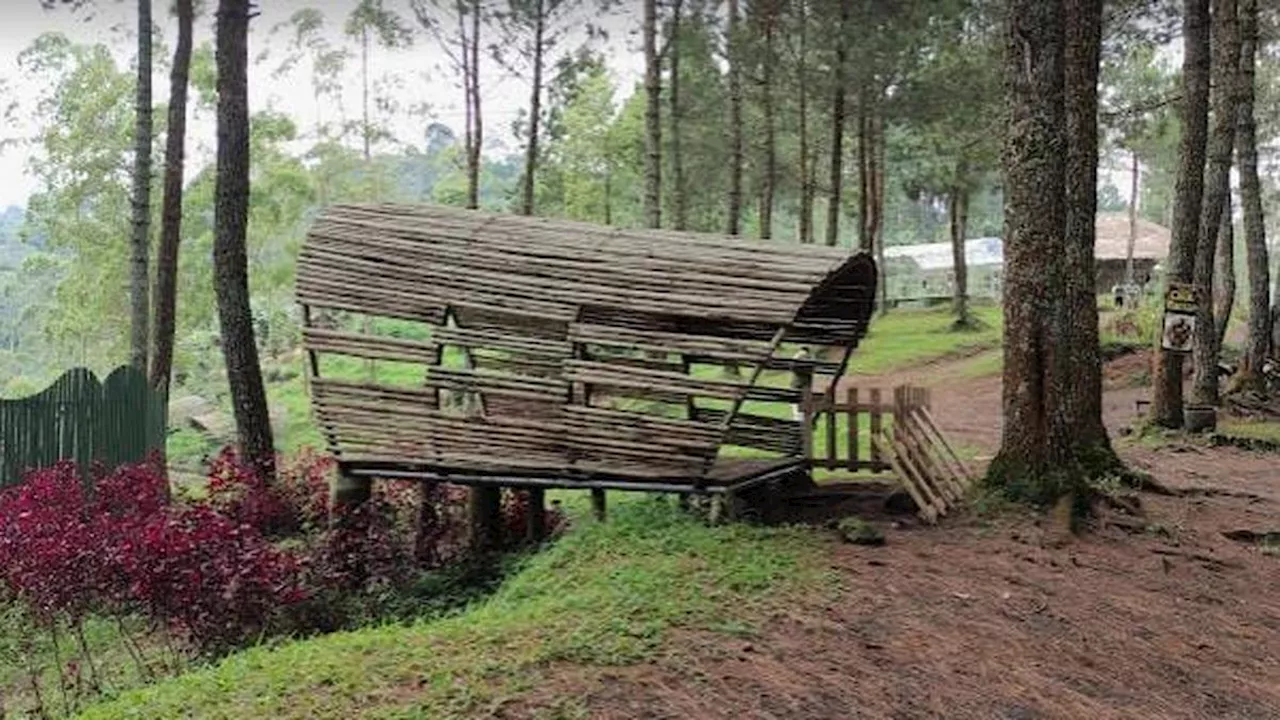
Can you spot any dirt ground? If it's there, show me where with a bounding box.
[525,351,1280,720]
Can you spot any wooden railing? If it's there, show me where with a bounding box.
[799,385,930,473]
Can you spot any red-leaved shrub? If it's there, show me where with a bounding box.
[124,505,304,656]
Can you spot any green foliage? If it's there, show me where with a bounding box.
[76,499,828,719]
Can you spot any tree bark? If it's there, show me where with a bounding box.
[215,0,275,479]
[1214,193,1235,348]
[986,0,1121,505]
[873,105,887,316]
[1124,149,1139,289]
[796,0,812,244]
[1192,0,1240,406]
[129,0,154,374]
[668,0,686,231]
[726,0,743,235]
[520,0,546,216]
[1061,0,1112,451]
[857,101,870,252]
[467,0,482,210]
[758,3,776,240]
[949,181,970,324]
[1152,0,1211,428]
[149,0,194,395]
[824,0,849,247]
[1237,0,1270,381]
[643,0,661,229]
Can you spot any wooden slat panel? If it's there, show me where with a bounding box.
[304,327,440,364]
[564,360,802,403]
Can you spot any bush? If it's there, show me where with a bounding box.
[0,450,566,715]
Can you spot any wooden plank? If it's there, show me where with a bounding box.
[874,435,937,523]
[847,387,859,471]
[825,389,837,470]
[869,388,883,465]
[917,407,972,482]
[304,327,440,364]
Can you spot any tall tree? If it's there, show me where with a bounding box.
[986,0,1122,509]
[794,0,813,243]
[345,1,412,180]
[1236,0,1270,385]
[149,0,194,394]
[755,0,777,239]
[948,172,970,324]
[215,0,275,478]
[725,0,743,234]
[413,1,485,209]
[1191,0,1240,406]
[516,0,548,216]
[643,0,661,228]
[667,0,687,230]
[129,0,153,373]
[824,0,849,246]
[1151,0,1211,428]
[1214,194,1235,346]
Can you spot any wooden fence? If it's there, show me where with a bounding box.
[800,385,914,473]
[0,366,167,488]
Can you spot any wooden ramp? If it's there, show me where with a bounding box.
[872,386,974,523]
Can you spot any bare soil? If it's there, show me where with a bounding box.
[516,352,1280,720]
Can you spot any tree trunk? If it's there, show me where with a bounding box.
[361,24,371,164]
[467,1,482,210]
[1238,0,1270,382]
[873,105,887,316]
[726,0,743,235]
[520,0,545,216]
[758,6,776,240]
[824,0,849,247]
[796,0,812,244]
[986,0,1120,506]
[215,0,275,480]
[857,101,870,252]
[1061,0,1113,452]
[1191,0,1240,406]
[1214,193,1235,347]
[129,0,154,374]
[643,0,661,229]
[149,0,194,395]
[668,0,686,231]
[1124,149,1139,289]
[1151,0,1211,428]
[949,182,970,324]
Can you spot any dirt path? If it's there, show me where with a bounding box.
[519,352,1280,720]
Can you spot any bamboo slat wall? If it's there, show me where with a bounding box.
[299,204,877,487]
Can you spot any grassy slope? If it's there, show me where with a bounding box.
[110,307,1003,718]
[77,502,829,719]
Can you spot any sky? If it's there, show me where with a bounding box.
[0,0,646,209]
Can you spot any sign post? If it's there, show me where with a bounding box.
[1160,282,1198,353]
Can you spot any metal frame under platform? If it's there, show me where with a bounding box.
[341,457,808,496]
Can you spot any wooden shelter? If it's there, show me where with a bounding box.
[298,204,877,508]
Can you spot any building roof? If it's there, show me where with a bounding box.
[1094,212,1170,261]
[884,213,1171,271]
[884,237,1003,271]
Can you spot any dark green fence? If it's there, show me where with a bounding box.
[0,366,167,488]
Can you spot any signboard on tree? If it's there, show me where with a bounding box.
[1161,282,1198,353]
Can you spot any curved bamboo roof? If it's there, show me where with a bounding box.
[298,204,877,486]
[298,204,876,345]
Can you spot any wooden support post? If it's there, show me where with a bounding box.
[526,488,547,543]
[591,488,607,521]
[331,467,372,517]
[869,387,883,468]
[796,365,815,463]
[847,387,859,470]
[468,486,503,552]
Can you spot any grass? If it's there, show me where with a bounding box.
[76,499,831,720]
[1217,419,1280,445]
[845,305,1002,375]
